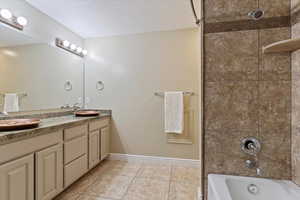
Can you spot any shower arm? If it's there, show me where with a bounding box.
[190,0,201,25]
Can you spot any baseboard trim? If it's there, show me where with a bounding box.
[109,153,200,167]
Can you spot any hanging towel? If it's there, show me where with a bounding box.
[4,93,19,112]
[164,91,184,134]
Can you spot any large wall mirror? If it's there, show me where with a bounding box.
[0,25,84,112]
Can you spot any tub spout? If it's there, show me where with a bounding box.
[256,168,262,176]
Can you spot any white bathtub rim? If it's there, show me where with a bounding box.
[208,174,300,200]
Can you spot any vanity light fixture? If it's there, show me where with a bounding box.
[76,47,82,53]
[56,38,87,57]
[0,8,28,30]
[70,44,76,50]
[62,40,70,48]
[82,49,88,56]
[0,9,12,19]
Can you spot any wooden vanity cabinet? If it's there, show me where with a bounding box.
[0,154,34,200]
[100,126,110,161]
[0,116,110,200]
[89,130,100,168]
[63,124,88,188]
[88,118,110,169]
[36,144,63,200]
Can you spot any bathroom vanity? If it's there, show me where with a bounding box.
[0,110,111,200]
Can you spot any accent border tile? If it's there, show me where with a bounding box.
[205,16,290,34]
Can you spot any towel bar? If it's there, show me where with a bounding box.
[154,91,194,97]
[0,93,27,98]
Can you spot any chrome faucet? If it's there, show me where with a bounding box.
[0,111,8,117]
[71,103,81,111]
[256,168,263,176]
[245,159,257,169]
[61,103,81,110]
[245,159,263,176]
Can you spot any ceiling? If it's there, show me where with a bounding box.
[26,0,200,38]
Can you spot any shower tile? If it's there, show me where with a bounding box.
[292,153,300,184]
[292,80,300,140]
[205,30,259,81]
[205,81,259,131]
[292,0,300,25]
[258,156,291,179]
[260,0,290,18]
[259,81,291,134]
[292,50,300,81]
[259,130,291,164]
[259,27,291,81]
[204,0,258,23]
[204,129,259,177]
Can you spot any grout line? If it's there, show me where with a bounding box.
[120,162,142,199]
[167,165,174,200]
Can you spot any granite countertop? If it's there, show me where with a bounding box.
[0,111,111,145]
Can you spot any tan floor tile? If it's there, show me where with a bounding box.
[76,194,114,200]
[171,166,200,184]
[53,190,80,200]
[84,174,133,199]
[67,174,98,194]
[123,178,169,200]
[137,164,171,181]
[87,161,113,181]
[168,181,198,200]
[103,160,142,177]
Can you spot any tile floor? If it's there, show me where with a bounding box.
[54,160,200,200]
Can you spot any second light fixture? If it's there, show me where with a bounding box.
[56,38,87,57]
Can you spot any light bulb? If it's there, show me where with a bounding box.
[62,40,70,47]
[16,16,28,26]
[76,47,82,53]
[0,9,12,19]
[82,49,88,55]
[70,44,76,50]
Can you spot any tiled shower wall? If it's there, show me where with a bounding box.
[204,0,292,187]
[292,0,300,185]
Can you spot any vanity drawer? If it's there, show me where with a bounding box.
[64,154,88,188]
[64,135,87,164]
[89,118,110,131]
[64,124,88,141]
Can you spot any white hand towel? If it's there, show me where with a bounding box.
[4,93,19,112]
[164,91,184,134]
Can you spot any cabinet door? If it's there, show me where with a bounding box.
[36,144,63,200]
[100,127,110,161]
[0,154,34,200]
[89,130,100,169]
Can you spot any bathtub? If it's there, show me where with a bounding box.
[208,174,300,200]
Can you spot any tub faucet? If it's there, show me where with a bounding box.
[256,168,263,176]
[245,159,257,169]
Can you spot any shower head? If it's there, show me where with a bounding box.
[248,9,264,20]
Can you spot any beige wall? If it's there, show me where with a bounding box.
[85,28,200,159]
[0,44,84,111]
